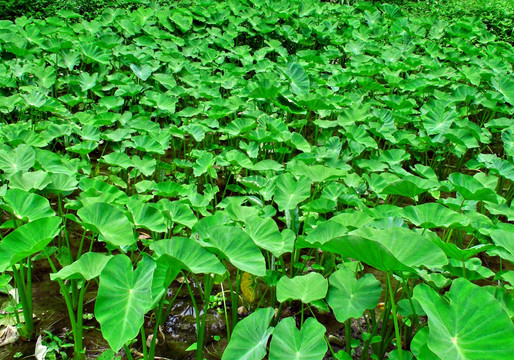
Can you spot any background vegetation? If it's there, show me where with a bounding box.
[1,0,514,40]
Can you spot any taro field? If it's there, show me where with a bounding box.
[0,1,513,360]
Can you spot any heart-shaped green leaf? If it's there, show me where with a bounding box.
[324,227,447,272]
[414,278,514,360]
[127,199,166,233]
[77,202,136,247]
[150,237,226,275]
[130,64,156,81]
[244,216,292,257]
[326,268,382,322]
[401,203,469,228]
[273,174,311,211]
[0,217,61,272]
[448,173,498,203]
[269,317,327,360]
[2,188,55,222]
[8,171,52,192]
[222,307,275,360]
[95,255,156,352]
[50,252,112,281]
[0,144,35,178]
[286,62,309,96]
[197,226,266,276]
[277,272,328,304]
[492,75,514,105]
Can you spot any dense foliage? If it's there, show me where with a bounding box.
[1,0,514,42]
[0,0,513,359]
[0,0,154,20]
[398,0,514,41]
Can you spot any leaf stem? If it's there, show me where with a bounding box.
[387,272,403,360]
[345,319,352,355]
[12,265,34,338]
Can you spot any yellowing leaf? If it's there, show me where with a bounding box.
[240,272,258,304]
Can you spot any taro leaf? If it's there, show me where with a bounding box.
[159,201,197,229]
[286,62,309,96]
[401,203,469,228]
[95,255,156,352]
[67,140,97,155]
[274,94,306,114]
[150,237,226,275]
[226,203,259,222]
[9,171,51,191]
[414,278,514,360]
[305,218,348,246]
[410,327,439,360]
[78,178,128,204]
[444,258,494,281]
[130,64,156,82]
[249,76,281,100]
[476,154,514,182]
[421,105,457,135]
[252,160,283,172]
[273,174,311,211]
[448,173,498,203]
[0,217,61,272]
[222,307,274,360]
[77,202,136,247]
[0,144,35,177]
[132,155,156,177]
[154,93,176,113]
[503,129,514,157]
[198,226,266,276]
[130,135,166,154]
[226,150,253,169]
[78,72,98,91]
[397,298,425,318]
[381,177,434,198]
[323,227,447,272]
[191,212,229,241]
[46,174,78,194]
[485,203,514,221]
[269,317,327,360]
[487,227,514,263]
[36,149,79,176]
[352,227,448,269]
[426,232,491,261]
[50,252,112,281]
[276,272,328,304]
[80,44,111,64]
[61,50,81,71]
[102,152,132,169]
[171,12,192,33]
[193,152,215,177]
[34,66,56,89]
[289,164,347,183]
[244,216,291,257]
[492,75,514,105]
[150,257,180,310]
[326,268,382,322]
[96,350,119,360]
[331,212,374,229]
[303,198,337,214]
[2,189,55,222]
[127,200,166,233]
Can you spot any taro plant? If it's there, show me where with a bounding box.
[0,217,61,338]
